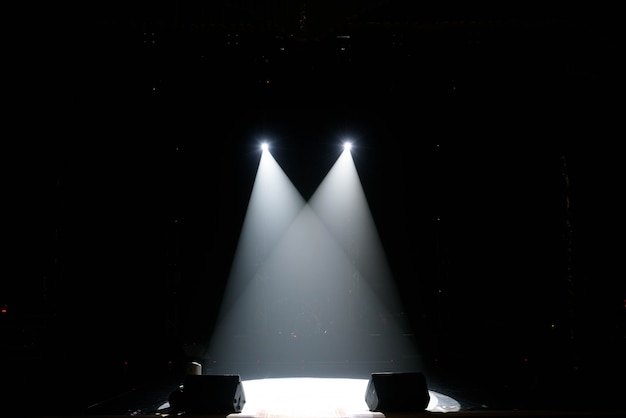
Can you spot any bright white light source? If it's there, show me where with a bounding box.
[343,141,352,151]
[261,142,269,151]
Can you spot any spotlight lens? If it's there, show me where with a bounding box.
[343,142,352,151]
[261,142,269,151]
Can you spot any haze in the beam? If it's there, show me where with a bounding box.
[206,144,422,379]
[210,146,305,334]
[308,146,422,371]
[309,147,400,308]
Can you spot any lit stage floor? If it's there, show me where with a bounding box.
[158,377,461,417]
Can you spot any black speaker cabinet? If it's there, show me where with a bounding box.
[365,372,430,412]
[181,374,246,414]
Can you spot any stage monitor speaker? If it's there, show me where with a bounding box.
[365,371,430,412]
[180,374,246,414]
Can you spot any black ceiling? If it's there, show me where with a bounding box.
[83,1,616,31]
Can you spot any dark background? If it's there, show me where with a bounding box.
[3,1,624,415]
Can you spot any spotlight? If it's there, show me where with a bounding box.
[365,372,430,412]
[261,142,269,151]
[343,141,352,151]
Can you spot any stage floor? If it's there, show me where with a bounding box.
[158,377,461,417]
